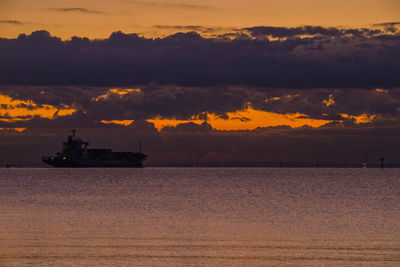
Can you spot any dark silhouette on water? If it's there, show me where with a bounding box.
[380,156,384,169]
[42,130,147,167]
[5,163,20,168]
[362,153,367,168]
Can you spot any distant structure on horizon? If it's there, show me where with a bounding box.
[42,130,147,167]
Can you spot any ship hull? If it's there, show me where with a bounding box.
[42,158,144,168]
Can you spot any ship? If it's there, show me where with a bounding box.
[42,130,147,167]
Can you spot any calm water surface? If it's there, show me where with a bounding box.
[0,168,399,266]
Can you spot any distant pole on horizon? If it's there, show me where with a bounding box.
[197,153,205,167]
[139,140,142,153]
[380,156,384,169]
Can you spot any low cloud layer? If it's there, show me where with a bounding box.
[0,20,24,25]
[1,85,399,125]
[45,8,105,14]
[129,1,213,10]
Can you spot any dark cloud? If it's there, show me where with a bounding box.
[371,22,400,33]
[0,20,24,25]
[251,88,400,120]
[373,22,400,27]
[153,25,204,30]
[46,8,105,14]
[164,3,211,10]
[1,85,400,128]
[0,27,398,89]
[244,26,385,38]
[129,1,212,10]
[245,26,341,38]
[152,25,212,32]
[0,84,251,122]
[152,25,239,35]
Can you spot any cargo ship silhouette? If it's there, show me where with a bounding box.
[42,130,147,167]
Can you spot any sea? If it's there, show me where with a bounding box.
[0,168,399,266]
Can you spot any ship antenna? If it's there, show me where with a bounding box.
[139,140,142,153]
[72,129,76,140]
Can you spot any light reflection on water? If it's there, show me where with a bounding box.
[1,168,399,266]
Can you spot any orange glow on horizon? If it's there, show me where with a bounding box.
[208,107,331,130]
[340,113,376,124]
[147,106,332,131]
[375,88,388,93]
[148,117,204,131]
[0,94,76,122]
[99,120,134,126]
[0,127,26,132]
[92,88,141,102]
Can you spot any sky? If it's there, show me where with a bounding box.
[1,0,399,38]
[0,0,399,166]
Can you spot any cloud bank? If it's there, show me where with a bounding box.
[45,8,105,14]
[0,25,399,166]
[129,1,212,10]
[0,20,24,25]
[0,26,398,88]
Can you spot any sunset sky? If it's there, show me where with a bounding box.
[1,0,399,38]
[0,0,399,166]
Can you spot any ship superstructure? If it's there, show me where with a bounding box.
[42,130,147,167]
